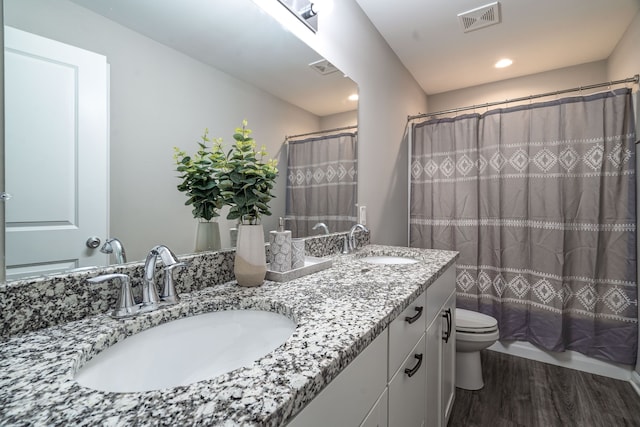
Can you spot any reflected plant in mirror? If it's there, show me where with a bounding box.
[174,129,226,252]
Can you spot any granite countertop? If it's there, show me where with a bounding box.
[0,245,457,426]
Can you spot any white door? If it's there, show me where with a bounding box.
[4,26,108,280]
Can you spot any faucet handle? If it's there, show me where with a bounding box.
[160,262,188,305]
[342,235,350,254]
[87,273,139,319]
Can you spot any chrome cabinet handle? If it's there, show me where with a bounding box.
[404,353,423,377]
[442,308,452,343]
[405,306,423,324]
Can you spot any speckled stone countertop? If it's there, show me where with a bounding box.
[0,245,457,426]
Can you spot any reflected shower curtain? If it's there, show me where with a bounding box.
[286,132,357,237]
[410,89,637,364]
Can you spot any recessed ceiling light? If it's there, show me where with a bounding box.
[495,58,513,68]
[348,93,359,101]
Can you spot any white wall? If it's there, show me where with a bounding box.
[427,60,609,114]
[320,110,358,131]
[277,0,428,245]
[607,11,640,82]
[4,0,322,261]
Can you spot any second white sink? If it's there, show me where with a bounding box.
[361,256,419,265]
[74,309,296,392]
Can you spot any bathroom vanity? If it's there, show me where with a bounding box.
[0,244,457,426]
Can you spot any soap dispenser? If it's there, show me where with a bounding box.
[269,217,292,272]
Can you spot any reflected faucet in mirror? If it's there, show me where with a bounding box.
[342,223,369,254]
[312,222,329,235]
[100,238,127,264]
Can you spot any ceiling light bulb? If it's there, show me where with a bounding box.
[495,58,513,68]
[348,94,359,101]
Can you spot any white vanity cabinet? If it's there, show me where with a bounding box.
[425,265,457,427]
[287,264,456,427]
[286,330,388,427]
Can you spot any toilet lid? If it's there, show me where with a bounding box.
[456,308,498,333]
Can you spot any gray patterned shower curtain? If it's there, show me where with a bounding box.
[286,132,357,237]
[410,89,637,364]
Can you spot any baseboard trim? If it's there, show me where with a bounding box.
[488,340,633,381]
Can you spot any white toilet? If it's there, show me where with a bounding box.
[455,308,499,390]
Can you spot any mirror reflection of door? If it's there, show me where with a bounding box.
[5,27,108,280]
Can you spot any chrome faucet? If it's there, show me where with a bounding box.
[312,222,330,235]
[344,223,369,254]
[87,273,139,319]
[142,245,186,311]
[100,237,127,264]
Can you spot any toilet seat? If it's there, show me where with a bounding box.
[456,308,498,334]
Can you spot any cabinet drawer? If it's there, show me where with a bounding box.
[388,334,426,427]
[388,290,426,380]
[425,265,455,328]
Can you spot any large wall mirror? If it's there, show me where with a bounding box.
[3,0,358,281]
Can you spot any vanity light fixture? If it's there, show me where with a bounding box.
[276,0,319,32]
[495,58,513,68]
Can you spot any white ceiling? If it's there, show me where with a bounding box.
[68,0,639,111]
[355,0,640,94]
[69,0,358,117]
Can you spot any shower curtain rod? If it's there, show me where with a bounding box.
[285,124,357,141]
[407,74,640,122]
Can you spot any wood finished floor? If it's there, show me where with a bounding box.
[448,350,640,427]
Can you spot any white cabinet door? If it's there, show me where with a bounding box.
[5,26,108,279]
[441,291,456,425]
[425,311,442,427]
[388,334,426,427]
[360,388,388,427]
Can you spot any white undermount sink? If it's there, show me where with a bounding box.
[74,310,296,393]
[361,256,419,265]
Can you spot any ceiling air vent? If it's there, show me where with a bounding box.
[309,59,339,76]
[458,2,501,33]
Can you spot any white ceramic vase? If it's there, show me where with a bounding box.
[234,223,267,287]
[194,220,221,252]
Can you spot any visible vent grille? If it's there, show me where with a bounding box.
[309,59,339,75]
[458,2,501,33]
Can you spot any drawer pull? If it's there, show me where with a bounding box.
[442,308,452,343]
[405,306,423,324]
[404,353,423,377]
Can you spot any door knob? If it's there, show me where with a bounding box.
[86,236,101,249]
[0,192,12,201]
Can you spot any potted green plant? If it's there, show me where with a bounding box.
[218,120,278,286]
[173,129,226,252]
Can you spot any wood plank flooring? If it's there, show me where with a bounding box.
[448,350,640,427]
